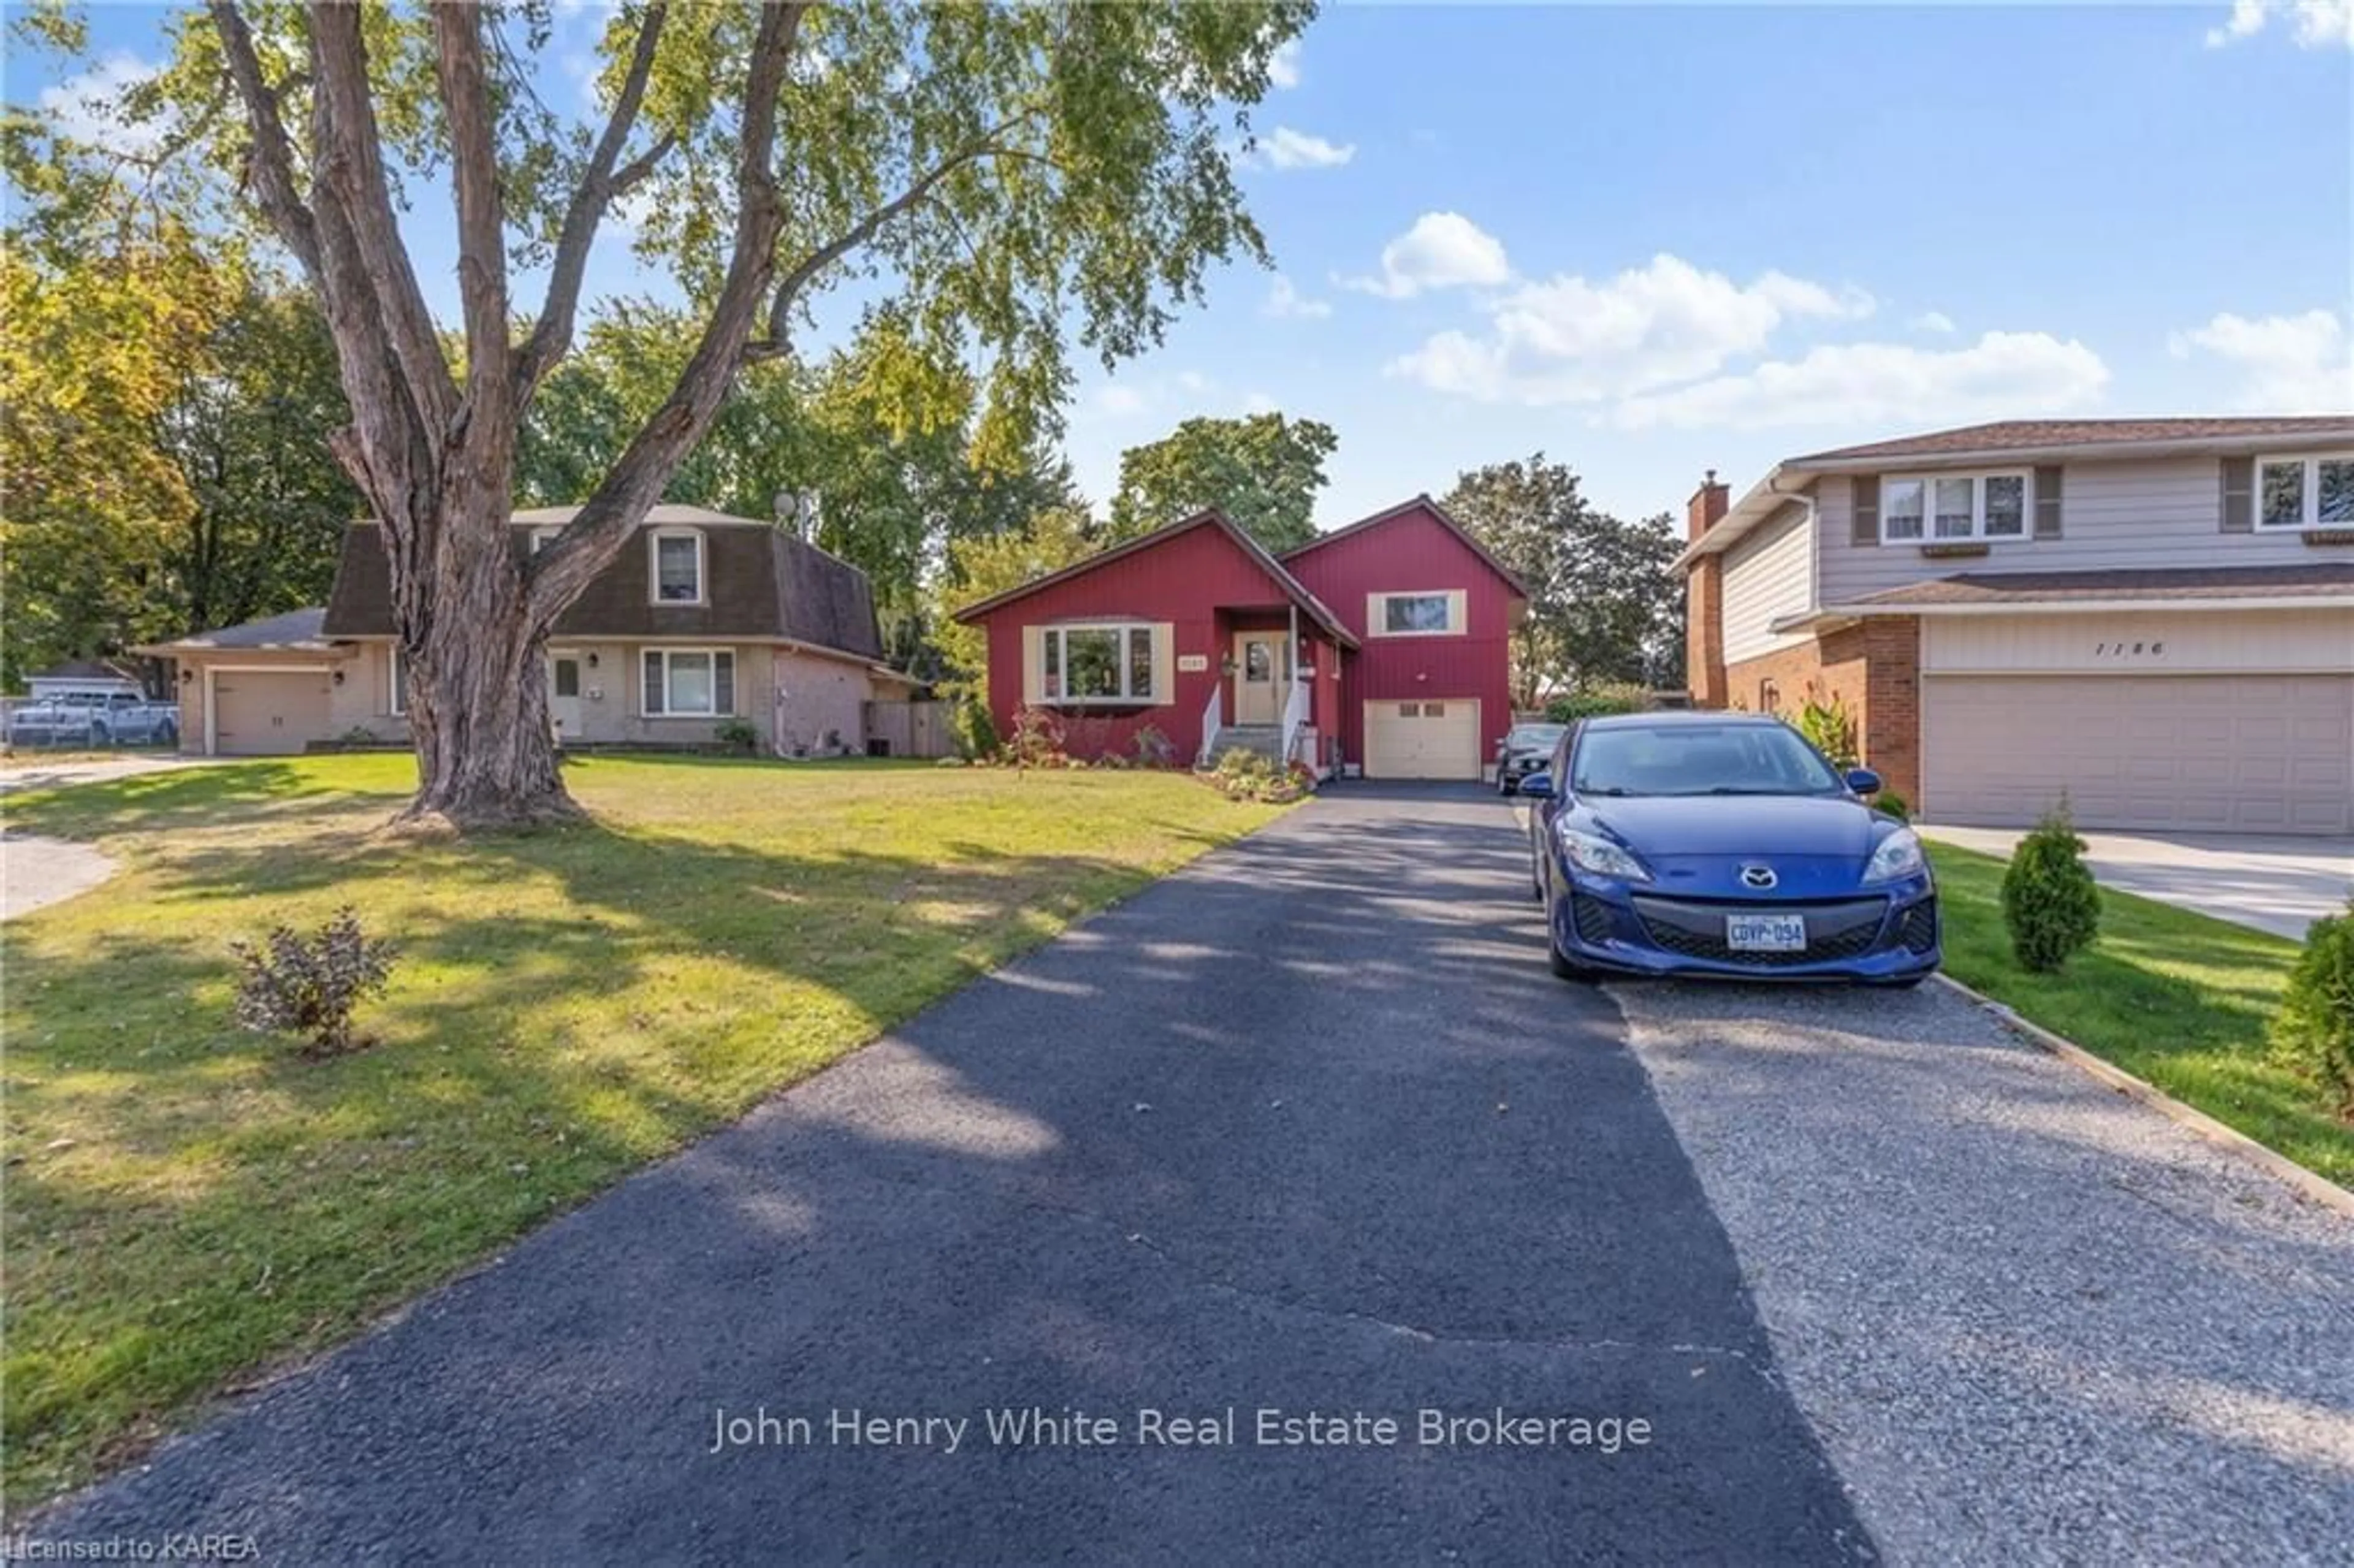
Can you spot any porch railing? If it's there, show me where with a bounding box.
[1279,677,1311,772]
[1198,684,1224,767]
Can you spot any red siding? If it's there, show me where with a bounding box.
[973,519,1304,762]
[1284,504,1522,768]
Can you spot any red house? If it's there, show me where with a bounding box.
[954,497,1526,779]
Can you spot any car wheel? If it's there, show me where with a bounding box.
[1540,877,1601,982]
[158,720,178,747]
[1497,775,1515,796]
[89,723,111,745]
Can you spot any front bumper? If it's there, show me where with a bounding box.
[1549,863,1940,983]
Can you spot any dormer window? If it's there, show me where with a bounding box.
[2257,454,2354,530]
[650,528,706,604]
[1881,472,2030,543]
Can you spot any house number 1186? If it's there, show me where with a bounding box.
[2091,641,2164,657]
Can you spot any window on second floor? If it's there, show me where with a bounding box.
[1370,590,1464,636]
[650,528,706,604]
[1881,472,2029,543]
[2258,454,2354,530]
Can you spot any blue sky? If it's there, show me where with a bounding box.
[14,2,2352,528]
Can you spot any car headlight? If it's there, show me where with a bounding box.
[1555,824,1652,883]
[1864,828,1925,883]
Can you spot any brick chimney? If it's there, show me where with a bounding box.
[1686,469,1731,543]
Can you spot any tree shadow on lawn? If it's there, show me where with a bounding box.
[0,761,398,843]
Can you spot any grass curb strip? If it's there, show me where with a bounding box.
[1932,972,2354,1219]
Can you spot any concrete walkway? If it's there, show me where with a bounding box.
[1922,825,2353,939]
[0,754,208,797]
[0,832,118,921]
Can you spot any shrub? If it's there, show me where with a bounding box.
[714,717,760,753]
[952,701,999,761]
[1872,788,1911,822]
[2000,802,2100,972]
[1796,688,1859,771]
[1206,747,1309,803]
[230,907,397,1057]
[1132,724,1175,769]
[1002,706,1067,769]
[1544,683,1648,724]
[2271,899,2354,1114]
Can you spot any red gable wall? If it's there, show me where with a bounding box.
[1282,503,1522,767]
[970,517,1308,762]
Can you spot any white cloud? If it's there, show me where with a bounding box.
[1910,310,1957,335]
[1268,39,1303,89]
[1175,370,1213,395]
[1609,332,2111,432]
[1346,212,1512,300]
[2205,0,2354,47]
[39,53,166,154]
[1387,252,1874,404]
[2168,310,2354,411]
[1263,274,1333,319]
[1095,384,1149,417]
[1250,125,1356,171]
[1241,391,1281,416]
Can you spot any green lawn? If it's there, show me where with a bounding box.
[1927,840,2350,1187]
[1,755,1289,1507]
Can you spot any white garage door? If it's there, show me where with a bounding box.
[1363,699,1480,780]
[213,669,332,756]
[1924,674,2353,834]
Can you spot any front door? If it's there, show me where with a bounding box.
[1233,633,1288,725]
[548,650,584,742]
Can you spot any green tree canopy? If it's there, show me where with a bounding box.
[1108,412,1338,551]
[1442,454,1683,704]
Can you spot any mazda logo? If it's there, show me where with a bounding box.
[1739,864,1778,889]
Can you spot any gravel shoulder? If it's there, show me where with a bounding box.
[1611,978,2354,1567]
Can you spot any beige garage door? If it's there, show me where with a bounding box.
[1923,674,2353,834]
[213,669,331,756]
[1363,698,1480,780]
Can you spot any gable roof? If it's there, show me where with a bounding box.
[136,607,337,654]
[319,516,885,661]
[950,508,1358,646]
[1795,417,2354,465]
[1279,494,1531,599]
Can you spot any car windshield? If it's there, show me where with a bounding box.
[1506,724,1566,748]
[1571,723,1845,797]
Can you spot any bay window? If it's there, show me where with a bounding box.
[642,648,734,716]
[1883,471,2030,542]
[2258,454,2354,529]
[1042,625,1154,703]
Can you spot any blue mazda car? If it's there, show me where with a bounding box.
[1518,711,1938,986]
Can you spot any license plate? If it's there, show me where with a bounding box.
[1726,913,1807,952]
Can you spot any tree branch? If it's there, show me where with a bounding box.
[512,1,672,401]
[206,2,321,275]
[741,119,1046,363]
[430,2,512,414]
[525,0,805,619]
[307,1,456,435]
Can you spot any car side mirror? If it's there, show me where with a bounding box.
[1845,767,1882,796]
[1518,771,1555,800]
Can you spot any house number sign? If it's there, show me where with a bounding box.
[1176,654,1209,673]
[2090,640,2165,658]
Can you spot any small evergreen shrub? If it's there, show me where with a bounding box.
[2270,899,2354,1114]
[952,701,999,761]
[713,717,759,753]
[1873,788,1911,821]
[2000,802,2100,972]
[230,907,397,1057]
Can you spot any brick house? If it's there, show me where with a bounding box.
[1682,419,2354,833]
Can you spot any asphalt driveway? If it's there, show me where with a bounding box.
[37,784,1866,1564]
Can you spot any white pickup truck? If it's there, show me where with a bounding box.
[6,688,181,747]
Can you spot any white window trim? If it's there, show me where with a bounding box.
[530,527,560,554]
[1041,622,1156,705]
[641,646,734,718]
[648,527,707,606]
[1882,470,2033,544]
[387,647,406,715]
[1369,590,1461,638]
[2255,452,2354,530]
